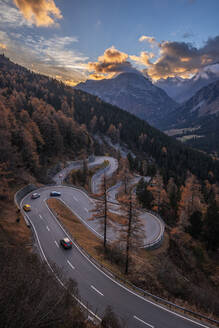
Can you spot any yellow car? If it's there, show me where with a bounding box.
[23,204,31,212]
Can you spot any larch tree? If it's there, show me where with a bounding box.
[92,174,112,249]
[119,192,144,274]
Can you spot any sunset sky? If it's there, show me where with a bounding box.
[0,0,219,85]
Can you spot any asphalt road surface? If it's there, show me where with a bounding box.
[52,156,164,246]
[19,156,213,328]
[21,189,212,328]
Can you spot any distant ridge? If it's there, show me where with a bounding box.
[161,79,219,156]
[155,63,219,103]
[75,71,177,128]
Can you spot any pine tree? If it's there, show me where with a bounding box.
[203,201,219,251]
[136,178,154,209]
[82,158,88,186]
[187,211,203,239]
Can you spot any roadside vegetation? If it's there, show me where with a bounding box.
[65,160,109,193]
[47,198,219,321]
[1,54,219,326]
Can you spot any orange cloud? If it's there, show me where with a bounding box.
[0,43,7,50]
[141,37,219,80]
[88,46,132,79]
[130,51,154,67]
[89,73,115,80]
[88,36,219,82]
[98,46,128,64]
[13,0,62,27]
[139,35,159,47]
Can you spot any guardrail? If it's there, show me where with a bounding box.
[14,184,38,227]
[49,206,219,328]
[14,184,38,209]
[91,165,110,194]
[100,198,165,250]
[15,157,219,327]
[142,209,165,249]
[16,183,218,326]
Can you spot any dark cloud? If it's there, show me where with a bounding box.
[146,36,219,80]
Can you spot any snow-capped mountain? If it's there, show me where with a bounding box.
[75,71,177,127]
[155,64,219,103]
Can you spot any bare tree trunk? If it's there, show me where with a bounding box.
[91,173,110,250]
[103,174,107,249]
[125,193,132,274]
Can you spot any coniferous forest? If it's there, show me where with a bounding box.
[1,55,219,321]
[1,54,219,190]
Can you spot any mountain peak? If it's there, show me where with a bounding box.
[75,70,177,127]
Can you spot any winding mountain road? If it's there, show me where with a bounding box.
[19,157,213,328]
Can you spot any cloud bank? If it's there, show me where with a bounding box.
[146,36,219,80]
[88,36,219,81]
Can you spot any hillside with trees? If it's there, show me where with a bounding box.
[1,54,219,192]
[0,55,219,322]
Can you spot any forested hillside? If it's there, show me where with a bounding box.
[162,79,219,156]
[1,55,219,321]
[1,54,219,196]
[0,55,94,195]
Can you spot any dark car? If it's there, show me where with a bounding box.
[50,191,61,197]
[60,238,72,249]
[31,192,40,199]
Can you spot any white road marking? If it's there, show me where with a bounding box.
[133,316,154,328]
[47,205,209,328]
[54,241,59,248]
[25,216,101,322]
[46,226,50,231]
[73,196,78,202]
[91,285,104,296]
[67,260,75,270]
[39,214,43,220]
[85,207,89,212]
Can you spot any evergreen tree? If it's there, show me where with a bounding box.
[203,201,219,251]
[187,211,203,239]
[136,178,154,209]
[82,158,88,186]
[127,153,134,172]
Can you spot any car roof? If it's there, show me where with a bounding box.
[63,238,70,243]
[25,204,31,207]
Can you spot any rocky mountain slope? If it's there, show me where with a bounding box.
[75,71,177,127]
[155,64,219,103]
[162,79,219,155]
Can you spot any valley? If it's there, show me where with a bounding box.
[0,54,219,327]
[1,2,219,327]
